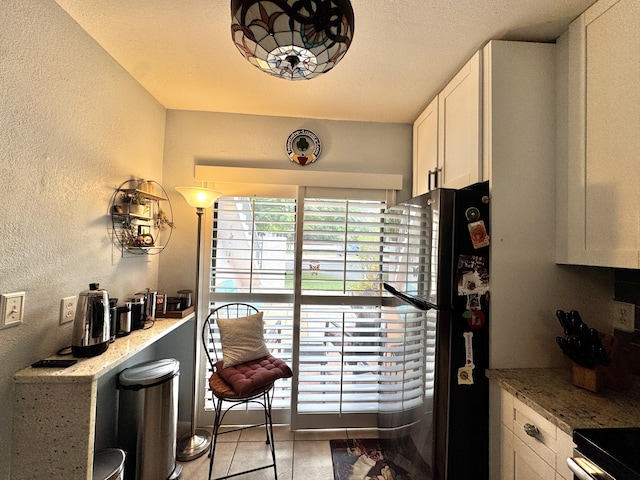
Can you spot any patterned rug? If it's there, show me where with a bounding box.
[330,437,432,480]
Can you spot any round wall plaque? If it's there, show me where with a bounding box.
[286,129,321,166]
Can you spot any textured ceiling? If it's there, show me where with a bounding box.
[54,0,597,123]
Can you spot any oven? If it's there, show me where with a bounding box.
[568,428,640,480]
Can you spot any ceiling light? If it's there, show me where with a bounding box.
[231,0,355,80]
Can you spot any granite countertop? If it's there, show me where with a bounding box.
[487,368,640,435]
[13,315,192,383]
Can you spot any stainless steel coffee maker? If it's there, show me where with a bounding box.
[136,288,158,324]
[72,283,110,358]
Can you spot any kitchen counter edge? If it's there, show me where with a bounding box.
[486,367,640,435]
[13,315,193,384]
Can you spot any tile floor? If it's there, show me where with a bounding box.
[177,426,380,480]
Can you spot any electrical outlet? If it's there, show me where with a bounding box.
[60,296,77,325]
[612,301,636,333]
[0,292,25,328]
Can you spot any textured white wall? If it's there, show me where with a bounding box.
[0,5,412,475]
[0,1,166,477]
[158,110,413,297]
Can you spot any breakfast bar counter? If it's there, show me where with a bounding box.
[487,367,640,435]
[11,315,193,480]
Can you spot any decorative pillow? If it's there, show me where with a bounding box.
[215,355,293,396]
[217,311,270,368]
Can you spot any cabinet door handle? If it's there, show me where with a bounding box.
[427,170,433,191]
[524,423,540,437]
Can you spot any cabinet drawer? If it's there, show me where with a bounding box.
[512,397,557,468]
[514,435,556,480]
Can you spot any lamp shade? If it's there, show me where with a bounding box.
[231,0,354,80]
[175,186,222,209]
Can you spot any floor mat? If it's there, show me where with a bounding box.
[330,437,432,480]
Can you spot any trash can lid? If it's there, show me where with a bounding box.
[93,448,125,480]
[118,358,179,388]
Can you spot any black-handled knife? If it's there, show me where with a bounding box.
[556,310,571,335]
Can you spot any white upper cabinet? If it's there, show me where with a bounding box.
[438,50,483,189]
[412,51,483,195]
[557,0,640,268]
[412,96,438,196]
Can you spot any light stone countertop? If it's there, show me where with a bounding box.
[13,315,192,384]
[486,368,640,435]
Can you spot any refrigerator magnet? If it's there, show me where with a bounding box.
[463,331,475,368]
[463,308,485,329]
[457,366,474,385]
[468,220,490,249]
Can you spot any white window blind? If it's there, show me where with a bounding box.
[206,197,296,413]
[205,195,436,428]
[296,198,434,422]
[210,197,297,295]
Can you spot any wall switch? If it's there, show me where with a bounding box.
[612,301,636,333]
[0,292,25,328]
[60,296,77,325]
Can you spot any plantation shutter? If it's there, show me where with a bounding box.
[207,197,297,413]
[205,195,436,429]
[295,198,435,426]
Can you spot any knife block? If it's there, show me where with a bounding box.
[565,334,632,393]
[567,361,606,392]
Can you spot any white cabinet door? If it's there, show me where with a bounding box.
[513,436,556,480]
[559,0,640,267]
[438,50,483,189]
[412,51,483,195]
[492,386,576,480]
[412,96,439,196]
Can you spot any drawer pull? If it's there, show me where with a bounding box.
[524,423,540,437]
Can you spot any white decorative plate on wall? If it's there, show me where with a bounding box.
[286,129,321,166]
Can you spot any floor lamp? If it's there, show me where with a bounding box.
[175,186,222,461]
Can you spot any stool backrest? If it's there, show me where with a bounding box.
[202,303,259,368]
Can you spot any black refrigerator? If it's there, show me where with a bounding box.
[384,181,491,480]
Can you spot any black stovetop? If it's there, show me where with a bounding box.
[574,428,640,480]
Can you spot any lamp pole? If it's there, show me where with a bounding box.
[175,187,221,461]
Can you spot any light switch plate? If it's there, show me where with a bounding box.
[1,291,25,328]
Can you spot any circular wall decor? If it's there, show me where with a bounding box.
[286,129,321,166]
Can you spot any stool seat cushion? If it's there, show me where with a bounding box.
[215,355,293,396]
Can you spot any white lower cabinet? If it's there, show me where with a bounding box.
[494,387,575,480]
[513,435,555,480]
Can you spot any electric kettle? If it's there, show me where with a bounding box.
[72,283,110,358]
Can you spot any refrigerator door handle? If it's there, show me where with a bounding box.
[383,283,440,311]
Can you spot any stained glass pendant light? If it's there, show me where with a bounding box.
[231,0,355,80]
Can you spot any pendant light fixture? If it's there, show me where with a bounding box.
[231,0,355,80]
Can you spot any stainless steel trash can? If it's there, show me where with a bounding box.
[93,448,126,480]
[117,358,182,480]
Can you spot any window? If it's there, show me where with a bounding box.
[203,194,434,429]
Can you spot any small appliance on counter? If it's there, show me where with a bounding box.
[116,304,132,337]
[72,283,111,358]
[129,295,146,331]
[140,288,158,322]
[176,289,192,308]
[108,298,118,343]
